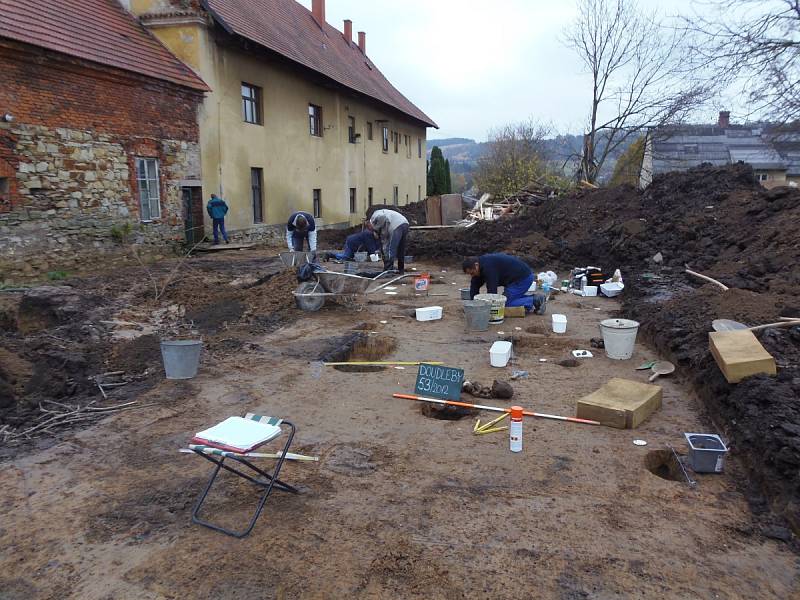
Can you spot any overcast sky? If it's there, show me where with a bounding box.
[300,0,731,141]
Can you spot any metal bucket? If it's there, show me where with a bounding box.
[463,300,491,331]
[474,293,506,324]
[599,318,640,360]
[460,287,471,300]
[160,339,202,379]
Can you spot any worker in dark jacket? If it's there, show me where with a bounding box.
[328,230,381,261]
[286,211,317,251]
[206,193,229,244]
[463,253,547,314]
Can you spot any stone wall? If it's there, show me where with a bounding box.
[0,123,200,280]
[0,41,204,283]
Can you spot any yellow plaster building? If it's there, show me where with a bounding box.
[123,0,436,239]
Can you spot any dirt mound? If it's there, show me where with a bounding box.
[366,199,427,225]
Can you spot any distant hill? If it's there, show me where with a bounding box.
[427,133,637,184]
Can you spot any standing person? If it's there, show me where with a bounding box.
[206,193,229,245]
[286,211,317,252]
[368,208,409,273]
[462,253,547,314]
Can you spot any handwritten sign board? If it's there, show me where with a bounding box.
[414,363,464,401]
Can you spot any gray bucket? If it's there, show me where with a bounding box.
[460,287,471,300]
[463,300,491,331]
[160,339,202,379]
[684,433,728,473]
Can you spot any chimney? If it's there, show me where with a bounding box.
[358,31,366,54]
[343,19,352,43]
[718,110,730,128]
[312,0,325,26]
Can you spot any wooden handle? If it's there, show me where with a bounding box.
[649,372,659,382]
[748,320,800,333]
[684,267,729,291]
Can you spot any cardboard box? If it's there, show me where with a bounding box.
[576,378,662,429]
[709,330,776,383]
[504,306,526,318]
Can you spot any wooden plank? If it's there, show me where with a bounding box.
[425,196,442,226]
[440,194,464,225]
[709,330,776,383]
[576,378,662,429]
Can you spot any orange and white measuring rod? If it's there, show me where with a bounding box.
[392,393,601,426]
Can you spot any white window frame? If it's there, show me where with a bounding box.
[136,157,160,221]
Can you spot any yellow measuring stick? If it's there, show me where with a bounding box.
[476,412,509,432]
[475,426,508,435]
[323,361,444,366]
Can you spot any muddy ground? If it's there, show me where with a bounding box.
[1,163,800,598]
[410,164,800,534]
[2,252,799,598]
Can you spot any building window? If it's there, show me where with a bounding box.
[393,132,399,153]
[309,104,323,136]
[242,83,262,125]
[418,138,422,158]
[251,168,264,223]
[367,122,373,140]
[406,135,411,158]
[406,193,409,204]
[348,116,356,143]
[756,173,769,182]
[368,187,373,207]
[313,188,321,218]
[418,185,421,201]
[349,187,357,213]
[382,126,389,152]
[0,177,8,203]
[393,185,399,205]
[135,157,160,221]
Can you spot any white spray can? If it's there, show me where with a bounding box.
[510,406,523,452]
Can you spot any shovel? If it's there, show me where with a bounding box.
[649,360,675,382]
[712,318,800,333]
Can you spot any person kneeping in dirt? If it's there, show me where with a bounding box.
[286,211,317,253]
[368,209,409,274]
[463,253,547,314]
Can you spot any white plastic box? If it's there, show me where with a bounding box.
[416,306,443,321]
[582,286,598,297]
[490,341,513,367]
[552,314,567,333]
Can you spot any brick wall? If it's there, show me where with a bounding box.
[0,40,204,282]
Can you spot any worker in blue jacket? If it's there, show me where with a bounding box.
[206,193,229,244]
[463,253,547,314]
[286,211,317,251]
[327,230,381,261]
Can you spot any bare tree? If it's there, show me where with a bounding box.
[566,0,710,184]
[682,0,800,124]
[475,120,560,197]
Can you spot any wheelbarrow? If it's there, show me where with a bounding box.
[293,270,412,311]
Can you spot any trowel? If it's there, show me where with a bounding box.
[649,360,675,382]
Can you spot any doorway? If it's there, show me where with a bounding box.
[182,187,204,244]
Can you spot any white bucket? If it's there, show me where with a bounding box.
[475,293,506,324]
[552,314,567,333]
[599,318,640,360]
[490,341,512,367]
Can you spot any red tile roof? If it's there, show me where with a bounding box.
[203,0,436,127]
[0,0,209,91]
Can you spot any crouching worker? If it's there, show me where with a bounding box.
[463,253,547,314]
[286,211,317,252]
[368,208,409,273]
[328,230,381,262]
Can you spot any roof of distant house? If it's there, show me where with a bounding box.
[0,0,209,91]
[651,126,788,173]
[203,0,437,128]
